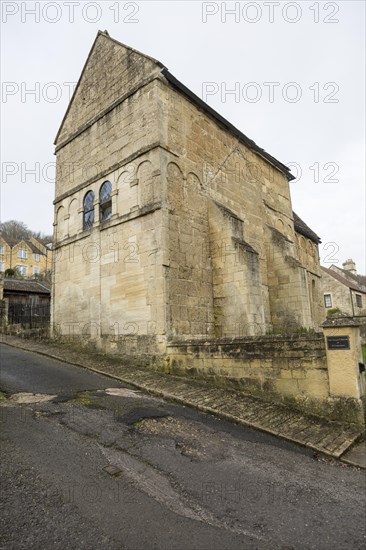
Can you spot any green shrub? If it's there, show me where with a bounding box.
[326,307,343,317]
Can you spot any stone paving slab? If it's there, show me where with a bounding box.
[341,440,366,468]
[0,335,363,461]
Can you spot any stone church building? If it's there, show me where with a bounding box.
[52,31,324,361]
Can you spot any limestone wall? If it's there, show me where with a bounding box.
[0,238,12,273]
[54,38,326,346]
[321,269,354,315]
[56,33,162,148]
[167,334,328,397]
[159,78,321,336]
[53,143,167,351]
[351,290,366,316]
[55,77,161,201]
[163,158,214,339]
[167,334,364,425]
[321,270,366,343]
[53,38,169,349]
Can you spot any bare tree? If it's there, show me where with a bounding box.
[0,220,30,240]
[32,230,53,244]
[0,220,52,244]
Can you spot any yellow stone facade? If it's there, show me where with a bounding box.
[0,235,52,277]
[325,324,364,399]
[321,264,366,317]
[52,31,324,347]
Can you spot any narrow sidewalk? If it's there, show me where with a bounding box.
[1,335,363,462]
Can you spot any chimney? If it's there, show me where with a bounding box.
[342,259,357,274]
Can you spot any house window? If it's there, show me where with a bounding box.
[324,294,332,308]
[83,190,95,230]
[0,262,4,272]
[99,180,112,222]
[18,248,27,259]
[34,267,40,275]
[355,294,363,308]
[16,265,27,276]
[34,253,40,262]
[0,246,3,255]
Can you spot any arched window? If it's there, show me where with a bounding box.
[83,190,94,230]
[99,181,112,222]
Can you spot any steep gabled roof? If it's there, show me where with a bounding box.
[332,266,366,289]
[0,235,45,254]
[55,31,294,181]
[27,242,45,255]
[0,235,18,247]
[293,212,321,244]
[321,267,366,293]
[54,31,164,146]
[3,238,30,249]
[99,30,164,67]
[349,272,366,287]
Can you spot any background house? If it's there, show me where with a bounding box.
[0,235,52,277]
[321,259,366,343]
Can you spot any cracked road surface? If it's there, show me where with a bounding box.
[1,344,365,549]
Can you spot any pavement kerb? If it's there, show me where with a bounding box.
[340,457,366,469]
[1,339,363,464]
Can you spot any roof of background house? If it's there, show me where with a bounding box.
[0,235,46,255]
[27,242,45,255]
[3,278,51,294]
[321,267,366,293]
[0,235,19,247]
[334,267,366,289]
[293,212,321,244]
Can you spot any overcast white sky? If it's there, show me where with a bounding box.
[1,0,365,271]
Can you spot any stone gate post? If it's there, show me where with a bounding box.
[322,317,366,425]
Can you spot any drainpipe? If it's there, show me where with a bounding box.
[349,288,355,317]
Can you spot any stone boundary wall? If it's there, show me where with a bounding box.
[1,325,364,425]
[166,334,328,398]
[166,334,366,425]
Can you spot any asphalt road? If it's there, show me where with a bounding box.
[1,343,365,550]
